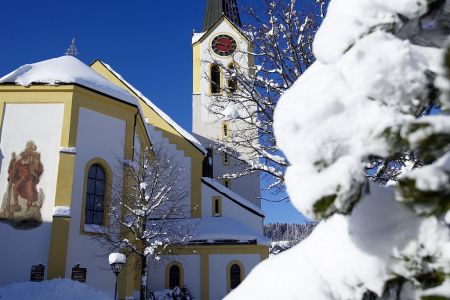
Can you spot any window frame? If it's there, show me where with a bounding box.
[227,260,244,291]
[210,63,222,95]
[212,196,222,217]
[80,158,112,235]
[165,262,184,289]
[227,63,238,94]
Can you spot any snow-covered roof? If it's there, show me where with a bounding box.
[189,216,270,246]
[201,177,264,217]
[192,32,206,44]
[0,56,139,107]
[97,61,207,155]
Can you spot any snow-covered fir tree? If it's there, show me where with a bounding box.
[204,0,327,198]
[227,0,450,299]
[94,144,192,300]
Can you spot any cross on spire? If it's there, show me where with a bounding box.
[65,37,79,57]
[202,0,242,32]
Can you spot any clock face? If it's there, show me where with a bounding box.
[211,34,237,56]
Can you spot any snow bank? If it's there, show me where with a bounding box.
[0,56,138,107]
[0,279,111,300]
[227,184,450,299]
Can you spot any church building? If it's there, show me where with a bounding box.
[0,0,267,299]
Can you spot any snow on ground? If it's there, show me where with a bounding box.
[227,184,450,300]
[0,279,111,300]
[0,56,139,108]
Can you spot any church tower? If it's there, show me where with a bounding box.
[192,0,261,207]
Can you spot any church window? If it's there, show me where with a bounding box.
[227,261,244,291]
[223,152,229,165]
[222,122,229,139]
[202,148,214,178]
[224,179,231,189]
[211,64,221,94]
[166,263,184,289]
[85,164,106,225]
[227,63,237,93]
[212,196,222,217]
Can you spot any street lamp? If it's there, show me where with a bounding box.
[109,252,126,300]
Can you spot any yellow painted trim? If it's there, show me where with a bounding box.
[210,63,223,96]
[47,218,71,279]
[212,196,222,217]
[119,111,141,299]
[226,260,245,292]
[165,261,185,289]
[0,102,5,137]
[201,254,210,300]
[47,91,77,279]
[79,158,112,236]
[193,43,201,94]
[192,16,248,47]
[91,61,204,218]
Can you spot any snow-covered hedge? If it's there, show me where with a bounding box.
[227,0,450,299]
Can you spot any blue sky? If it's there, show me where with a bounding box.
[0,0,308,224]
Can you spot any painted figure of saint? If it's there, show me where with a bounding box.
[0,141,45,229]
[8,141,44,212]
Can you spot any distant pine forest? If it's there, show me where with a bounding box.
[264,222,317,255]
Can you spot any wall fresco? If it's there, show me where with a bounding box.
[0,141,44,229]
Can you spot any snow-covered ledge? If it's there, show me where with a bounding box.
[83,224,106,234]
[53,206,71,218]
[60,147,77,154]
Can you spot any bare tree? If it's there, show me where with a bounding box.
[94,143,192,300]
[204,0,327,199]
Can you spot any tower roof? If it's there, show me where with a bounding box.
[202,0,242,32]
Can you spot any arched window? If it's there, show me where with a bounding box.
[227,63,237,93]
[222,122,229,139]
[211,64,221,94]
[169,265,181,289]
[229,263,242,290]
[85,164,106,225]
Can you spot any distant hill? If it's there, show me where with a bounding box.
[264,222,317,255]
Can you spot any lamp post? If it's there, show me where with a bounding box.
[109,252,126,300]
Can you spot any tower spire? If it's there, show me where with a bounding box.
[64,37,79,57]
[202,0,242,32]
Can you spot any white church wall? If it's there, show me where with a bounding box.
[0,103,64,286]
[209,253,261,300]
[65,107,125,297]
[145,124,193,218]
[147,254,201,298]
[201,183,263,235]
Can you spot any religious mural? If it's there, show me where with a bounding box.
[0,141,44,229]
